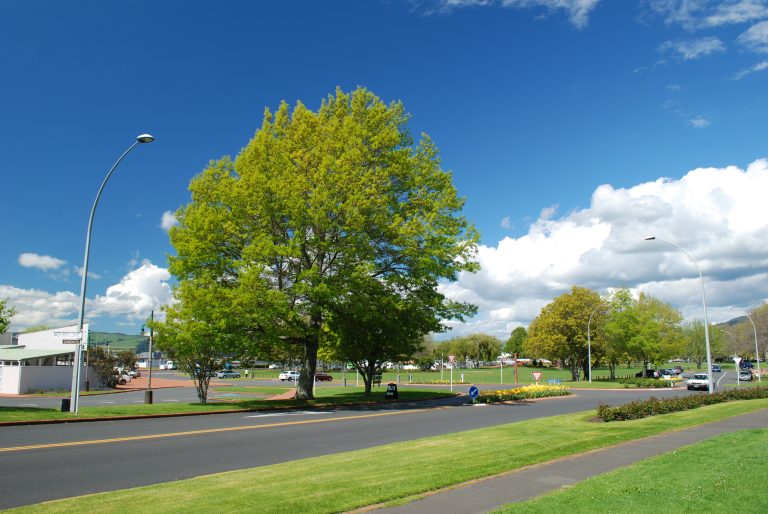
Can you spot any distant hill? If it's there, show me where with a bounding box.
[89,331,147,353]
[718,316,747,327]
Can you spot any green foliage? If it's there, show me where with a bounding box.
[597,386,768,421]
[0,298,16,333]
[167,87,479,400]
[89,346,119,388]
[505,327,527,355]
[616,378,675,388]
[525,286,603,380]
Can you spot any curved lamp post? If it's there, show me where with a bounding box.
[734,310,762,383]
[645,236,713,394]
[70,134,155,414]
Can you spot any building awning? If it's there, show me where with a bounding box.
[0,347,74,362]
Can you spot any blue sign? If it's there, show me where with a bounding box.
[468,385,479,399]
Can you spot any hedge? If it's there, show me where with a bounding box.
[597,386,768,422]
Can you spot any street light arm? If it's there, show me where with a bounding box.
[744,312,762,382]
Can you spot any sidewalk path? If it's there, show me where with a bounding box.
[372,407,768,514]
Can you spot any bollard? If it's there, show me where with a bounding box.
[144,390,153,404]
[61,398,70,412]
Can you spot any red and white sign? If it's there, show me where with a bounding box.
[448,355,455,363]
[532,371,543,382]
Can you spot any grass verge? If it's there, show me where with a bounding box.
[496,428,768,513]
[8,400,768,513]
[0,388,451,423]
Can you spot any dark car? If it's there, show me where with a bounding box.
[712,364,721,373]
[635,369,659,378]
[740,360,754,369]
[314,372,333,382]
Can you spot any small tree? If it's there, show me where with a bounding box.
[505,327,527,356]
[0,298,16,333]
[89,346,119,388]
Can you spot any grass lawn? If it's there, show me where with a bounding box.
[0,387,451,423]
[8,400,768,513]
[497,428,768,513]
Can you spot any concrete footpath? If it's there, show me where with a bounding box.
[371,408,768,514]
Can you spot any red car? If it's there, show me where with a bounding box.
[315,372,333,382]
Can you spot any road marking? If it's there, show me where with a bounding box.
[163,399,180,402]
[18,403,39,407]
[0,408,431,453]
[716,372,728,387]
[98,401,115,404]
[245,411,332,418]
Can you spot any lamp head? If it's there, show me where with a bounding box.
[644,236,656,241]
[137,134,155,143]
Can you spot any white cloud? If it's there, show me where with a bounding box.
[688,115,711,128]
[160,210,179,232]
[74,267,103,280]
[426,0,601,28]
[705,1,768,27]
[18,253,67,271]
[650,0,768,30]
[501,216,512,229]
[738,20,768,52]
[440,158,768,340]
[658,37,726,60]
[732,59,768,78]
[1,261,173,332]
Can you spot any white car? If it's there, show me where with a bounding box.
[686,373,709,391]
[279,370,300,381]
[116,373,132,386]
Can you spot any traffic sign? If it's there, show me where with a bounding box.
[468,385,479,399]
[532,371,543,382]
[448,355,455,363]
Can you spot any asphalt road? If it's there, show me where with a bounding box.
[0,387,694,510]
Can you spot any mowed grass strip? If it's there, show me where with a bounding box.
[0,388,451,423]
[497,428,768,513]
[9,400,768,513]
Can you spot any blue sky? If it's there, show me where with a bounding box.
[2,0,768,339]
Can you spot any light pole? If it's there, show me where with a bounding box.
[69,134,155,414]
[141,309,155,402]
[739,310,761,383]
[587,304,603,383]
[645,236,713,394]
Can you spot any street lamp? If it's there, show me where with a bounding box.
[69,134,155,414]
[587,304,603,383]
[645,236,714,394]
[731,308,761,383]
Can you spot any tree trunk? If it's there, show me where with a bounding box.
[296,333,319,400]
[569,358,579,381]
[609,362,616,381]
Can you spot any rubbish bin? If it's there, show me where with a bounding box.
[385,382,398,400]
[144,390,154,404]
[60,398,70,412]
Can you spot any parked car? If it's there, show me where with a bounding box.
[314,372,333,382]
[687,373,710,391]
[116,373,132,386]
[739,369,754,381]
[635,369,659,378]
[662,368,681,376]
[740,360,754,369]
[279,370,300,381]
[216,370,241,379]
[127,368,141,378]
[712,364,722,373]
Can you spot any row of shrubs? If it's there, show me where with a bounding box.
[617,378,677,388]
[597,386,768,422]
[476,384,571,403]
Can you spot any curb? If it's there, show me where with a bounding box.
[0,392,461,427]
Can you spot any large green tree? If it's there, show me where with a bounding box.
[525,286,603,380]
[505,327,527,356]
[0,298,16,333]
[168,87,479,399]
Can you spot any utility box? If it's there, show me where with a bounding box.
[385,382,398,400]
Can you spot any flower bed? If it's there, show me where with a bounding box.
[475,384,571,403]
[597,386,768,422]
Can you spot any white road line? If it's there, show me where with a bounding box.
[163,399,180,402]
[245,411,332,418]
[98,401,115,404]
[18,403,39,407]
[717,372,728,387]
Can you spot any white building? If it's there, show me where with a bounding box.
[0,324,95,395]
